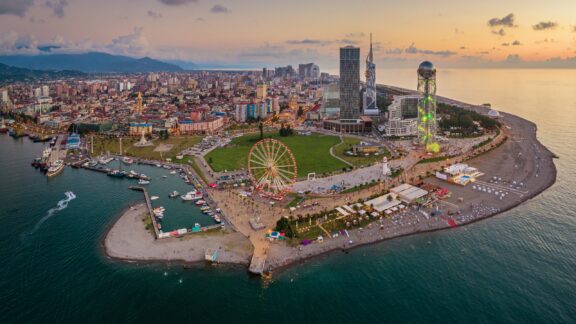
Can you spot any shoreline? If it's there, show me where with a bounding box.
[102,105,558,274]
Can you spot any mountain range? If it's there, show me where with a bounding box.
[0,52,184,73]
[0,63,86,84]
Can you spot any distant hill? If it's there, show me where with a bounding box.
[166,60,197,70]
[0,63,85,85]
[0,52,183,73]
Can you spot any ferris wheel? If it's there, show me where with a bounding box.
[247,139,297,200]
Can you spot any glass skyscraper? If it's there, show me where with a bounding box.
[339,46,360,122]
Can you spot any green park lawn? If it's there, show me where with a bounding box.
[332,137,391,167]
[93,136,202,161]
[205,133,348,177]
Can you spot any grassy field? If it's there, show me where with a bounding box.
[332,137,391,167]
[92,136,202,161]
[205,133,348,177]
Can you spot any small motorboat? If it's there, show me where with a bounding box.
[162,175,168,179]
[151,196,159,201]
[194,223,201,228]
[214,215,221,223]
[138,179,150,185]
[122,157,134,165]
[169,191,180,198]
[170,171,177,175]
[195,200,206,206]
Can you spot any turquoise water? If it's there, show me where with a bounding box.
[1,69,576,322]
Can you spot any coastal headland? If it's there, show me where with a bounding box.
[103,98,557,274]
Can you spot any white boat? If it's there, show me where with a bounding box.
[122,157,134,164]
[181,192,202,201]
[170,171,177,175]
[195,200,206,206]
[214,215,221,223]
[151,196,159,200]
[168,191,179,198]
[46,160,65,178]
[138,179,150,185]
[194,223,201,228]
[140,174,150,181]
[99,156,114,165]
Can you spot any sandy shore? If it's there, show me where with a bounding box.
[265,107,558,272]
[104,203,253,265]
[103,105,557,273]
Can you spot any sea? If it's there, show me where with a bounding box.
[0,69,575,323]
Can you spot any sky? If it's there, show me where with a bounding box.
[1,0,576,69]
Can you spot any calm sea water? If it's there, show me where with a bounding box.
[1,69,575,323]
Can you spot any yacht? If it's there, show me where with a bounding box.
[181,191,202,201]
[46,160,65,178]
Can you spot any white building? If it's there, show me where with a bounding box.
[384,95,419,137]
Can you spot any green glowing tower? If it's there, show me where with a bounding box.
[417,61,440,153]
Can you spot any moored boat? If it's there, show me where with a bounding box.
[46,160,65,178]
[122,157,134,165]
[168,191,180,198]
[107,170,125,178]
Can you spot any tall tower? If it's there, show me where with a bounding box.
[417,61,439,153]
[363,33,378,115]
[339,46,360,122]
[136,92,143,114]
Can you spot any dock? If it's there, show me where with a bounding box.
[129,186,160,239]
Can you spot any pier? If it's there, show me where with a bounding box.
[129,186,160,239]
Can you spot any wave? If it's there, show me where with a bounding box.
[26,191,77,235]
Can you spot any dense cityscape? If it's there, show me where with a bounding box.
[0,0,572,322]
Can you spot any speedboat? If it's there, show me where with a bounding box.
[168,191,180,198]
[138,179,150,185]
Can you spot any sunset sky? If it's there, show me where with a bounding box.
[1,0,576,69]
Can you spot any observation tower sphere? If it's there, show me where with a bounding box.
[417,61,436,79]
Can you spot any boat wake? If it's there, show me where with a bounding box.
[27,191,76,235]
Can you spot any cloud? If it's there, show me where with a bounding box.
[504,54,523,64]
[491,28,506,36]
[404,43,456,57]
[107,27,149,56]
[195,17,204,22]
[286,39,328,45]
[157,0,197,5]
[512,40,521,46]
[0,0,35,17]
[501,43,509,46]
[488,13,516,27]
[344,32,364,38]
[0,31,39,54]
[385,48,403,55]
[533,21,557,30]
[45,0,68,18]
[147,10,162,18]
[460,46,466,50]
[210,4,230,14]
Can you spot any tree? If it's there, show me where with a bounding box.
[258,122,263,140]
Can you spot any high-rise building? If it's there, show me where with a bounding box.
[134,92,143,114]
[416,61,439,152]
[256,83,267,100]
[339,46,361,122]
[41,85,50,97]
[298,63,320,79]
[363,34,379,115]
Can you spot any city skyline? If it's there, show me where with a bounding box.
[1,0,576,69]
